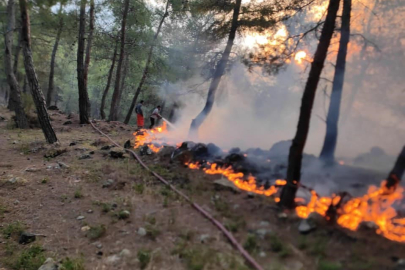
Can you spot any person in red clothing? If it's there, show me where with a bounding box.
[135,100,144,129]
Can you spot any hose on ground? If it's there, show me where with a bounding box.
[90,120,265,270]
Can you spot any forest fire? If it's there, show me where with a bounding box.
[133,122,171,153]
[133,127,405,242]
[294,50,307,64]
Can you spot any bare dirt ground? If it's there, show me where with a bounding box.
[0,106,404,270]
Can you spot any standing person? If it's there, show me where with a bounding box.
[135,100,144,129]
[150,105,162,129]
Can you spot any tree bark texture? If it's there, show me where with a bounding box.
[77,0,91,124]
[385,146,405,191]
[19,0,58,143]
[100,41,118,119]
[117,52,129,119]
[279,0,340,209]
[4,0,28,128]
[46,4,64,107]
[109,0,130,121]
[188,0,242,137]
[124,0,170,124]
[319,0,351,163]
[13,26,22,76]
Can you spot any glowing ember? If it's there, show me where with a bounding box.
[295,51,307,64]
[132,125,405,243]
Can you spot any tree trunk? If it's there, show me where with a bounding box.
[46,4,64,107]
[100,40,118,119]
[188,0,242,137]
[279,0,340,209]
[19,0,58,143]
[116,52,129,119]
[4,0,28,128]
[77,0,91,124]
[13,26,22,76]
[109,0,130,121]
[124,0,170,124]
[319,0,351,163]
[385,146,405,191]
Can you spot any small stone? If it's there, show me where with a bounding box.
[96,243,103,249]
[12,140,18,144]
[14,200,20,205]
[102,179,115,188]
[38,258,59,270]
[359,221,379,231]
[124,140,132,149]
[278,212,288,219]
[259,221,270,227]
[118,210,130,219]
[213,178,240,193]
[101,145,112,150]
[57,162,70,168]
[8,177,27,184]
[105,254,120,264]
[259,251,266,258]
[395,259,405,270]
[25,166,41,172]
[19,232,36,244]
[137,227,147,236]
[298,219,316,234]
[110,151,125,159]
[256,228,271,239]
[79,154,91,160]
[77,215,85,220]
[87,209,93,213]
[247,192,255,198]
[120,249,131,257]
[199,234,210,243]
[81,226,91,232]
[233,204,240,210]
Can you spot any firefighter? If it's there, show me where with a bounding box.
[135,100,144,129]
[150,105,162,129]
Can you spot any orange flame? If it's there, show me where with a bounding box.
[133,122,170,153]
[186,162,286,197]
[132,126,405,242]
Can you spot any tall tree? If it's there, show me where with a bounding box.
[100,40,118,120]
[385,146,405,192]
[4,0,28,128]
[319,0,352,163]
[279,0,341,208]
[124,0,170,124]
[109,0,130,121]
[188,0,242,136]
[19,0,58,143]
[77,0,92,124]
[46,3,64,107]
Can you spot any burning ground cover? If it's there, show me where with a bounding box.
[133,124,405,243]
